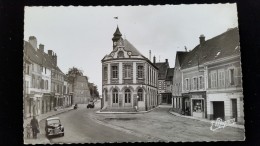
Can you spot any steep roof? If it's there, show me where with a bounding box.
[176,51,188,67]
[154,62,169,80]
[24,41,64,74]
[123,39,144,56]
[166,68,174,81]
[181,27,240,69]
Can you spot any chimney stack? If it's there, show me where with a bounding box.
[29,36,37,50]
[165,59,168,63]
[48,50,53,56]
[39,44,44,52]
[199,34,205,45]
[149,50,151,61]
[153,56,156,63]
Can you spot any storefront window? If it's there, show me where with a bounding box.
[192,100,204,112]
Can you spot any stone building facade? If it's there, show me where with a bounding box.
[172,28,244,124]
[101,26,159,112]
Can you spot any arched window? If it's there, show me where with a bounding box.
[112,89,118,103]
[137,89,143,101]
[125,89,131,103]
[117,51,124,58]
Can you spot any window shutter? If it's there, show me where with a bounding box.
[234,68,238,86]
[202,76,204,89]
[225,70,229,87]
[191,79,194,90]
[235,67,242,86]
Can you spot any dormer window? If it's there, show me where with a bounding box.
[118,51,124,58]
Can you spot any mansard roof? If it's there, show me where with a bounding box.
[123,39,144,56]
[181,27,240,69]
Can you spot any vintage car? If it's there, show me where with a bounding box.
[87,101,95,108]
[45,117,64,138]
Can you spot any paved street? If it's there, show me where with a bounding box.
[39,104,150,143]
[93,105,245,142]
[32,101,244,143]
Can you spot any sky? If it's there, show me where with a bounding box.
[24,4,238,93]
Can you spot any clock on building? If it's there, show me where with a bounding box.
[113,42,117,46]
[127,52,132,56]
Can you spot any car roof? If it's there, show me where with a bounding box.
[46,117,60,121]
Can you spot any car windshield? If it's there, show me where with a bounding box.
[47,119,60,125]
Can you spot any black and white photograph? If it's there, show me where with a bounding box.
[23,3,245,144]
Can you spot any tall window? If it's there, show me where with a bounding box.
[32,75,35,88]
[112,89,118,103]
[211,71,217,88]
[46,80,48,90]
[41,79,44,89]
[124,65,131,78]
[104,67,107,80]
[229,68,235,85]
[137,89,143,101]
[26,65,30,74]
[112,66,118,79]
[125,89,131,103]
[32,63,34,71]
[137,66,143,78]
[218,70,225,87]
[185,78,189,90]
[199,76,204,89]
[193,77,198,90]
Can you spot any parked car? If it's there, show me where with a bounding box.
[45,117,64,138]
[73,104,78,109]
[87,101,95,108]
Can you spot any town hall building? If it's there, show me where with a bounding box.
[101,26,159,112]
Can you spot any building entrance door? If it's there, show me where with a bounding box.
[213,101,225,120]
[231,99,237,121]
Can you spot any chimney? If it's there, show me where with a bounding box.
[53,53,57,66]
[199,34,205,45]
[153,56,156,63]
[48,50,53,56]
[165,59,168,63]
[29,36,37,50]
[39,44,44,52]
[149,50,151,61]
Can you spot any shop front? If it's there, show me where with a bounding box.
[190,92,206,118]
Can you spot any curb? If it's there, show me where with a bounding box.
[39,108,74,123]
[168,109,244,129]
[96,106,159,114]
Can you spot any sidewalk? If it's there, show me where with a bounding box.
[168,109,244,129]
[23,106,73,144]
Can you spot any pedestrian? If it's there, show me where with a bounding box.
[30,116,39,139]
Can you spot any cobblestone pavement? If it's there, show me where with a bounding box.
[93,106,245,142]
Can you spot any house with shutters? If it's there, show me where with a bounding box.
[175,27,243,123]
[101,26,159,112]
[153,57,173,105]
[24,36,52,118]
[172,51,188,114]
